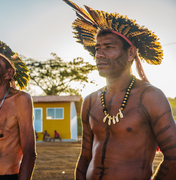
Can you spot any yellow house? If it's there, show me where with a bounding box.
[32,95,82,141]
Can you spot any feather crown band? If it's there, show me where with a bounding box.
[0,41,30,90]
[63,0,163,65]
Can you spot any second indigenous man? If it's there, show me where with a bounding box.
[0,41,36,180]
[64,1,176,180]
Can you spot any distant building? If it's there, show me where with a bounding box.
[32,95,82,141]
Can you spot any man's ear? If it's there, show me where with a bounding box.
[128,46,137,62]
[4,68,15,80]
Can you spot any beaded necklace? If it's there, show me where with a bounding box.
[100,76,136,125]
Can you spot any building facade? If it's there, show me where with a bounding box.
[32,95,82,141]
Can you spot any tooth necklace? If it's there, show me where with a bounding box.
[100,76,136,125]
[0,87,11,109]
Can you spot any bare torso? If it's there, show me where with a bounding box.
[75,32,176,180]
[86,81,157,180]
[0,90,23,175]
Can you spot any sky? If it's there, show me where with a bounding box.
[1,0,176,98]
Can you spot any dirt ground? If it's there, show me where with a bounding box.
[32,141,163,180]
[32,141,81,180]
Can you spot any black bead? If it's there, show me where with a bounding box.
[103,108,107,112]
[100,77,136,118]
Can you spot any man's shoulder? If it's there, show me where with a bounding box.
[135,79,164,96]
[12,89,32,103]
[82,87,104,110]
[83,87,104,102]
[135,79,168,105]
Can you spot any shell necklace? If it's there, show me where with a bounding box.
[100,76,136,125]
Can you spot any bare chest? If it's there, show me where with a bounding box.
[0,100,19,137]
[89,95,150,137]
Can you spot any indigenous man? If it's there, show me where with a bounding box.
[0,41,36,180]
[64,1,176,180]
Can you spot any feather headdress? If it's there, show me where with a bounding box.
[0,41,30,90]
[63,0,163,82]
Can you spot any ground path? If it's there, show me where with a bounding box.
[32,141,163,180]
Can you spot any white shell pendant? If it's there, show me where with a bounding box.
[119,109,124,118]
[108,116,112,125]
[112,116,116,124]
[116,113,119,123]
[103,114,109,123]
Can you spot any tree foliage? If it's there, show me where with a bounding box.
[168,97,176,122]
[25,53,97,95]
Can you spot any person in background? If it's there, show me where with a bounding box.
[53,130,62,142]
[42,130,52,142]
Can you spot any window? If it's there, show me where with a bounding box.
[47,108,64,119]
[34,108,43,132]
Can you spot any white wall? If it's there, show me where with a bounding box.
[70,102,77,140]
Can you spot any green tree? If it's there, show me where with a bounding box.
[168,97,176,122]
[25,53,97,95]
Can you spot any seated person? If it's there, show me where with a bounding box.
[53,130,62,142]
[42,130,52,142]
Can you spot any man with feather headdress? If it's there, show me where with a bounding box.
[63,1,176,180]
[0,41,36,180]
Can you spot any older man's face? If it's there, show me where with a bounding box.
[0,57,7,84]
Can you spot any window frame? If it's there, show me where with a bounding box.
[46,107,64,120]
[34,108,43,132]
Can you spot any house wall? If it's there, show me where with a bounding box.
[34,102,71,140]
[70,102,77,140]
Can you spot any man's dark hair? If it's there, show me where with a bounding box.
[97,29,131,51]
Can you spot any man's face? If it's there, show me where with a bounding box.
[95,33,129,78]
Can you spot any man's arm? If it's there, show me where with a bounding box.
[17,92,37,180]
[75,94,94,180]
[145,87,176,179]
